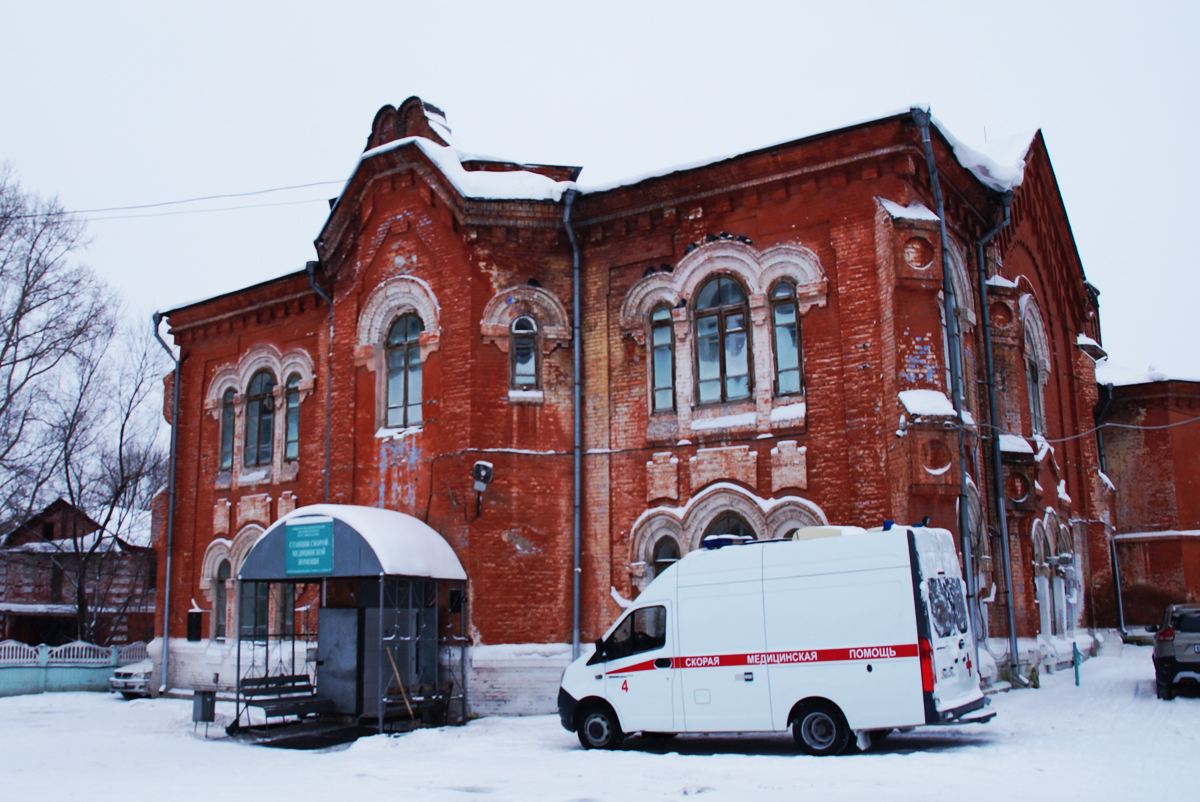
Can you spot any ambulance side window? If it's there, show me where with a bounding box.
[600,606,667,662]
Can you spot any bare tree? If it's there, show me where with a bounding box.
[48,322,167,644]
[0,165,115,526]
[0,166,163,644]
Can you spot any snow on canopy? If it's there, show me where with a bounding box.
[898,389,956,417]
[252,504,466,581]
[879,198,940,221]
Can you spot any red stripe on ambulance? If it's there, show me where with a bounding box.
[607,643,916,675]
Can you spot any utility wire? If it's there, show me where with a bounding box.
[11,179,344,219]
[87,196,331,222]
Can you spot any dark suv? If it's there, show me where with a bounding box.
[1149,603,1200,700]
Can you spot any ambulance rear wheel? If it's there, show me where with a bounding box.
[577,704,624,750]
[793,701,851,756]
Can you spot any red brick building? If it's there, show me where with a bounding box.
[1098,379,1200,624]
[1,499,155,646]
[153,99,1111,708]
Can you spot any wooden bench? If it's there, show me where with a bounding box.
[240,674,336,722]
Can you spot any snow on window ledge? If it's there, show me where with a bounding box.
[999,434,1034,454]
[770,401,807,425]
[237,467,271,486]
[689,411,756,432]
[508,389,544,404]
[375,425,423,441]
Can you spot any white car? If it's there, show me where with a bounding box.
[109,659,153,699]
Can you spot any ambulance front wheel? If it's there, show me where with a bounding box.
[577,703,624,750]
[792,701,851,756]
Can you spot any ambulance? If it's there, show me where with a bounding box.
[558,523,992,754]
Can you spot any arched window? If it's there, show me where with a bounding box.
[703,512,756,542]
[650,536,680,579]
[1025,326,1045,435]
[386,315,424,428]
[511,316,539,389]
[244,371,275,468]
[219,388,235,471]
[650,306,675,412]
[284,374,300,461]
[694,276,750,404]
[771,281,802,396]
[214,560,230,639]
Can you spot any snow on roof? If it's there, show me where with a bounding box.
[879,198,940,222]
[987,274,1018,288]
[356,137,575,203]
[999,434,1034,454]
[1093,358,1200,387]
[1112,530,1200,541]
[580,107,1031,195]
[898,389,956,417]
[932,119,1034,193]
[268,504,466,581]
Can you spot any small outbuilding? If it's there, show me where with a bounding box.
[232,505,467,731]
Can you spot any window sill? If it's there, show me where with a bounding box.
[237,467,272,487]
[508,389,544,405]
[375,425,423,441]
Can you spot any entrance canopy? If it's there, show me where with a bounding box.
[238,504,466,582]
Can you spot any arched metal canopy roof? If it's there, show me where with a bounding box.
[238,504,466,581]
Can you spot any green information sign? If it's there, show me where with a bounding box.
[285,517,334,575]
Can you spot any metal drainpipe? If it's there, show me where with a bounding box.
[1110,537,1128,636]
[973,192,1021,678]
[912,108,977,643]
[306,261,333,504]
[563,189,583,660]
[151,312,181,694]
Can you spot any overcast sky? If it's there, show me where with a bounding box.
[3,1,1197,380]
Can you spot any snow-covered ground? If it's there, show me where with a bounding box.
[2,646,1194,801]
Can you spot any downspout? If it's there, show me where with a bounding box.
[306,261,333,504]
[973,191,1020,677]
[563,189,583,660]
[151,312,181,695]
[1110,537,1128,636]
[912,109,977,642]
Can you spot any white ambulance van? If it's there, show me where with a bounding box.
[558,523,992,754]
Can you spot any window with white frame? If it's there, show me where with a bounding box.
[386,314,424,427]
[219,388,235,471]
[284,374,301,461]
[650,305,675,412]
[511,316,540,389]
[244,370,276,468]
[694,276,751,404]
[770,280,802,396]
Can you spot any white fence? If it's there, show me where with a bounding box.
[0,640,147,667]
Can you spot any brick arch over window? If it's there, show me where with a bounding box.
[1019,294,1051,376]
[480,285,570,353]
[199,538,232,598]
[628,485,827,591]
[620,240,827,434]
[619,241,828,338]
[230,524,265,577]
[356,274,442,363]
[204,344,316,420]
[945,238,976,327]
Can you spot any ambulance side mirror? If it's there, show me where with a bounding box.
[594,638,605,658]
